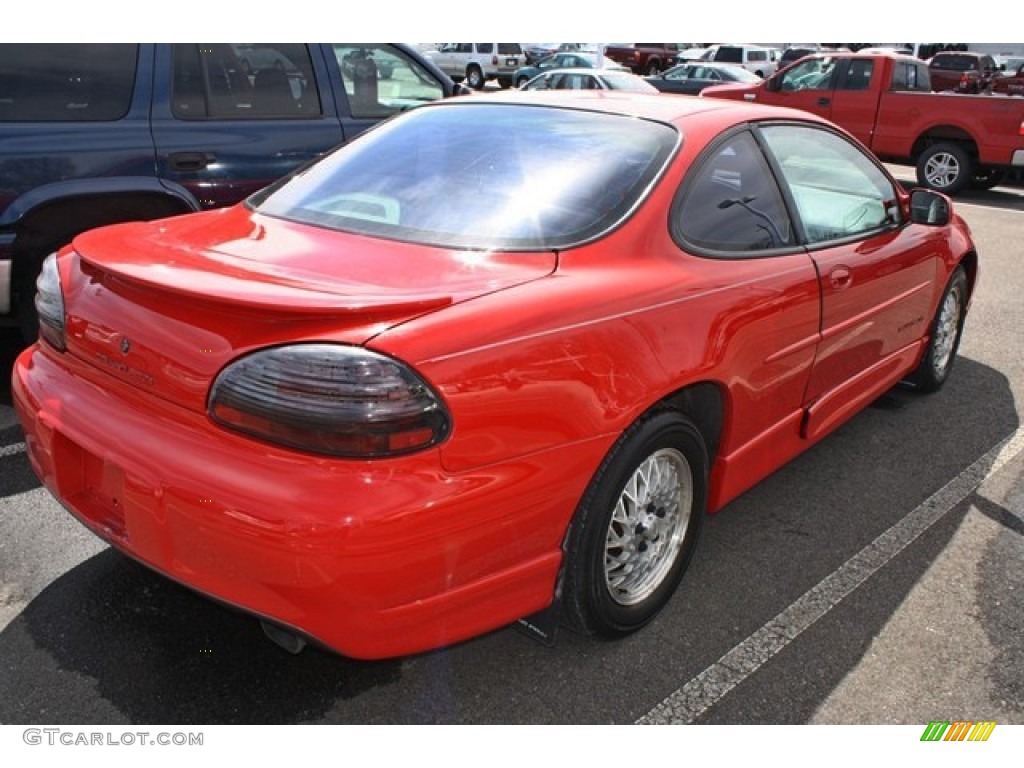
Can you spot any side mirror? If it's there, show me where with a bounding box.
[910,189,951,226]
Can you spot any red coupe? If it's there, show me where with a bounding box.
[13,91,977,659]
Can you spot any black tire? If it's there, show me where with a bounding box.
[466,65,485,90]
[904,266,968,393]
[970,167,1006,191]
[516,75,529,89]
[562,410,707,637]
[916,142,974,195]
[646,61,661,76]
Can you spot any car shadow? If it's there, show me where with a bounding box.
[0,357,1017,724]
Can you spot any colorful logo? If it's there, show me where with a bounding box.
[921,721,996,742]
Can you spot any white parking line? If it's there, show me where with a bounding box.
[637,425,1024,725]
[0,442,26,458]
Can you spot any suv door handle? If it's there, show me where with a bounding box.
[168,152,214,172]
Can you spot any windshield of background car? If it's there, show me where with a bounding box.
[250,103,678,250]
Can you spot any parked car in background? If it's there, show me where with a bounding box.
[992,60,1024,96]
[646,62,761,95]
[521,43,590,64]
[701,51,1024,194]
[703,44,778,77]
[779,46,821,69]
[522,68,658,92]
[674,45,712,64]
[514,52,627,88]
[14,89,976,660]
[928,51,1001,93]
[0,43,462,342]
[603,44,682,75]
[423,43,525,89]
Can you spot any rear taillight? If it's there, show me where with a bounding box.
[209,344,450,458]
[35,252,66,351]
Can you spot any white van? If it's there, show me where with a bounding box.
[703,44,777,77]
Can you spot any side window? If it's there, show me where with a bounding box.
[891,62,930,92]
[673,131,793,254]
[759,124,897,245]
[779,57,837,91]
[838,59,874,91]
[0,43,137,121]
[172,44,321,119]
[333,44,445,119]
[476,44,494,54]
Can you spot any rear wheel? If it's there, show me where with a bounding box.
[562,411,707,636]
[916,142,973,195]
[466,65,485,90]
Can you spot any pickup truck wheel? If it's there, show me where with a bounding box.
[916,143,973,195]
[466,65,485,90]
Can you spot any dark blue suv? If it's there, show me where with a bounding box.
[0,43,461,340]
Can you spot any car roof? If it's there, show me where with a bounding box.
[447,88,828,127]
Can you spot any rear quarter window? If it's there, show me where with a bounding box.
[0,44,137,121]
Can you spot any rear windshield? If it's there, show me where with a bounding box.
[251,102,678,250]
[931,55,976,71]
[0,44,137,121]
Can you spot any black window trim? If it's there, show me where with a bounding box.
[670,120,905,261]
[669,123,801,260]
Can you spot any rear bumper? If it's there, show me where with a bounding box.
[11,344,600,659]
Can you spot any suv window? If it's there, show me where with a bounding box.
[333,44,445,119]
[674,131,792,253]
[172,44,320,119]
[498,44,522,55]
[0,44,137,121]
[476,44,494,54]
[715,47,743,64]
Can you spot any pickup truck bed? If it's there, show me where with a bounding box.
[701,52,1024,195]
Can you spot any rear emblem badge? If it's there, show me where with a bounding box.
[120,338,131,354]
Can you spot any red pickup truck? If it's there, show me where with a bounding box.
[701,52,1024,193]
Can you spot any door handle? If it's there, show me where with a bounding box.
[168,152,214,172]
[816,97,831,107]
[829,267,852,290]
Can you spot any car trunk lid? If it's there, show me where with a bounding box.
[62,207,556,413]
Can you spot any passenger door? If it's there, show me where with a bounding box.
[758,123,939,440]
[764,55,843,119]
[151,44,345,210]
[827,57,882,146]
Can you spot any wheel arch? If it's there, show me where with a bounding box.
[911,126,979,165]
